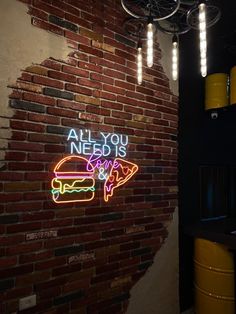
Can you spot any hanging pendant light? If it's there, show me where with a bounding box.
[137,40,143,85]
[199,1,207,77]
[172,34,178,81]
[147,16,154,67]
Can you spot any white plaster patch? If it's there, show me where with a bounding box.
[0,0,72,160]
[158,31,179,96]
[126,209,179,314]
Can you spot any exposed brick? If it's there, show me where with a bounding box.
[48,70,76,83]
[0,215,19,224]
[26,65,48,76]
[9,81,42,93]
[23,92,56,105]
[54,291,84,306]
[66,83,92,96]
[62,65,89,78]
[46,125,68,134]
[0,279,14,292]
[80,28,103,42]
[49,15,78,32]
[32,17,64,35]
[44,87,73,100]
[114,34,136,48]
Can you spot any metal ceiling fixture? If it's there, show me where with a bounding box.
[121,0,221,83]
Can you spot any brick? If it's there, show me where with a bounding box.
[16,271,51,286]
[42,59,62,71]
[66,83,92,96]
[78,78,102,89]
[0,215,19,224]
[0,256,17,268]
[54,291,84,306]
[0,279,14,292]
[80,28,102,42]
[0,264,33,279]
[7,222,41,234]
[104,117,124,126]
[4,181,40,192]
[28,112,59,124]
[8,162,44,171]
[62,65,89,78]
[114,34,136,48]
[5,151,26,161]
[48,70,76,83]
[33,75,64,89]
[75,94,100,106]
[79,113,102,123]
[79,60,102,73]
[47,106,77,119]
[55,245,84,256]
[6,242,43,256]
[33,0,65,18]
[46,125,68,134]
[57,99,86,111]
[10,120,45,132]
[26,65,48,76]
[52,263,82,276]
[32,17,64,35]
[23,92,56,105]
[44,87,73,100]
[10,99,45,113]
[65,30,90,45]
[9,81,42,93]
[36,256,66,271]
[28,7,49,21]
[92,41,115,53]
[65,12,91,29]
[49,15,78,32]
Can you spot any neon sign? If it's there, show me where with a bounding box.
[51,129,138,203]
[67,129,128,157]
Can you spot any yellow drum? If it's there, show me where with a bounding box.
[194,238,235,314]
[230,66,236,104]
[205,73,229,110]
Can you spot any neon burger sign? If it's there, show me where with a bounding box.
[51,129,138,203]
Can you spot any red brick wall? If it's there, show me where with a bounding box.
[0,0,178,313]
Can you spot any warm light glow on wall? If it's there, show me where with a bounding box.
[199,2,207,77]
[147,21,154,68]
[172,35,178,81]
[137,45,143,85]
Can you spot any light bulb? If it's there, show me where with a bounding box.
[172,38,178,81]
[199,3,207,77]
[147,22,153,68]
[137,46,143,85]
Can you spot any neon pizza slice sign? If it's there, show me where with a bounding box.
[51,129,138,203]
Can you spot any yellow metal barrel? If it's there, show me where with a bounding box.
[205,73,229,110]
[230,66,236,105]
[194,238,235,314]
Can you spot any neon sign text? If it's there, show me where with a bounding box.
[67,129,128,158]
[51,129,138,204]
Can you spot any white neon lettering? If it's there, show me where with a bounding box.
[110,134,119,145]
[120,135,128,146]
[70,142,81,154]
[87,129,96,143]
[100,132,110,145]
[67,129,78,141]
[118,146,126,157]
[93,143,102,155]
[82,142,92,155]
[79,130,87,142]
[102,145,111,157]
